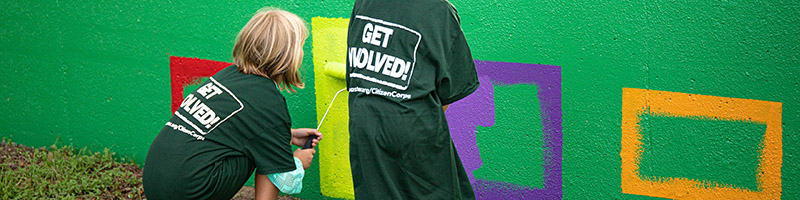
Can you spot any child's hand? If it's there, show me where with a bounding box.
[291,128,322,147]
[293,148,316,169]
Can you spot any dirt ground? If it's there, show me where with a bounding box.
[0,140,298,200]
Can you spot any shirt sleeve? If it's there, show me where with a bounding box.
[267,157,305,194]
[435,11,480,105]
[244,123,296,175]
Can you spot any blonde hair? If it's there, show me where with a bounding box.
[232,8,308,93]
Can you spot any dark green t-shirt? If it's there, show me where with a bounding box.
[143,65,295,199]
[346,0,479,199]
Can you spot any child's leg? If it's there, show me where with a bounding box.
[255,173,280,200]
[206,156,256,200]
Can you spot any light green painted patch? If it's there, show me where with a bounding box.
[474,83,545,189]
[311,17,354,200]
[637,113,766,191]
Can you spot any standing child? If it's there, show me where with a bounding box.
[143,8,321,200]
[346,0,480,199]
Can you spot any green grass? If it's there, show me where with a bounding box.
[0,138,144,199]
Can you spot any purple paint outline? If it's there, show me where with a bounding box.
[449,75,495,183]
[447,60,562,199]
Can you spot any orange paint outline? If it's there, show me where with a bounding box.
[621,88,782,199]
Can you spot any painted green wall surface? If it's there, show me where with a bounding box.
[2,0,799,199]
[638,114,766,191]
[474,84,545,189]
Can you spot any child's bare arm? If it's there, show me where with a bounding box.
[290,128,322,147]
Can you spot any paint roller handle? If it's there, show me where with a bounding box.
[302,135,318,149]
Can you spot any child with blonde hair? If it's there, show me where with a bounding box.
[143,8,321,200]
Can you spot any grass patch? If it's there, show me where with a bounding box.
[0,138,143,199]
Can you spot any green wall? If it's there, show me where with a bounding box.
[1,0,798,199]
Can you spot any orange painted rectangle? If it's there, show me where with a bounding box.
[620,88,782,199]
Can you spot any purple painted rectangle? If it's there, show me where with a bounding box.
[447,60,562,199]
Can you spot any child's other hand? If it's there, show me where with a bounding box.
[293,148,316,169]
[291,128,322,147]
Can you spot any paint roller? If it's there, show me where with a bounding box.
[303,62,347,149]
[322,62,346,80]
